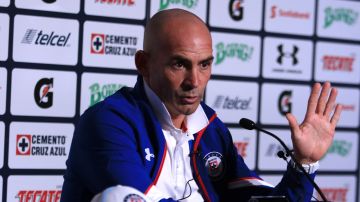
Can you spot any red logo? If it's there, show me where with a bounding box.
[319,188,348,202]
[16,134,31,156]
[17,190,62,202]
[341,104,355,111]
[322,55,355,72]
[270,5,310,19]
[234,141,249,157]
[94,0,135,5]
[91,33,105,54]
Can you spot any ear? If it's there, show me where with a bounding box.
[135,50,149,78]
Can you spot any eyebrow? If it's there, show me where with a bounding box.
[169,55,214,65]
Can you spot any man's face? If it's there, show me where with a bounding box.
[145,23,213,118]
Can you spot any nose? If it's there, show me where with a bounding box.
[182,68,199,91]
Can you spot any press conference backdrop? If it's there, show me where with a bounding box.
[0,0,359,201]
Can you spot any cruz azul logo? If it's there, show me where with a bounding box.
[34,78,53,109]
[16,190,62,202]
[89,83,126,107]
[212,95,251,110]
[94,0,135,5]
[21,29,71,47]
[324,7,358,28]
[270,5,310,19]
[319,187,348,202]
[278,90,292,116]
[322,55,355,72]
[277,44,298,66]
[233,140,249,157]
[90,33,137,56]
[229,0,244,21]
[215,42,253,65]
[16,134,67,156]
[159,0,198,10]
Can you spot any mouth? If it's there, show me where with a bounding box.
[179,96,198,105]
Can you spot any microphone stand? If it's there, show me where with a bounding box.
[239,118,328,202]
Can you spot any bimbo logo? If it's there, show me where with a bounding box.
[278,90,292,116]
[94,0,135,5]
[212,95,251,110]
[215,42,253,65]
[16,190,62,202]
[229,0,244,21]
[21,29,71,47]
[89,83,126,107]
[159,0,198,10]
[34,78,53,109]
[90,33,137,56]
[324,7,358,28]
[322,55,355,72]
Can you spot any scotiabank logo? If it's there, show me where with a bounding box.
[233,141,248,157]
[212,95,251,110]
[229,0,244,21]
[21,29,71,47]
[278,90,292,116]
[90,33,137,56]
[34,78,53,109]
[16,134,31,156]
[94,0,135,5]
[89,83,125,107]
[215,42,253,65]
[270,5,310,19]
[322,55,355,72]
[324,7,358,28]
[319,188,348,202]
[15,134,67,157]
[17,190,62,202]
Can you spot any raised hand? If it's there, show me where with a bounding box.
[285,82,342,164]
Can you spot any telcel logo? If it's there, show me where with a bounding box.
[21,29,71,47]
[159,0,198,10]
[212,95,251,110]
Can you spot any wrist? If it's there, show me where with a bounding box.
[289,159,319,174]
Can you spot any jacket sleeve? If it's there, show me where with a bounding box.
[61,105,176,202]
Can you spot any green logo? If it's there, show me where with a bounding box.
[215,42,254,65]
[159,0,198,10]
[324,140,352,158]
[89,83,126,106]
[324,7,358,28]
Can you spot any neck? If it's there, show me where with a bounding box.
[171,114,186,130]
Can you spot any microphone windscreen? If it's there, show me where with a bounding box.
[239,118,255,130]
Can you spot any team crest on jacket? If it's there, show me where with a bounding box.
[203,151,224,180]
[123,193,146,202]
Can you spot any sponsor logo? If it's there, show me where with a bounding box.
[278,90,292,116]
[322,55,355,72]
[233,141,248,157]
[16,134,67,157]
[215,42,253,65]
[16,190,62,202]
[34,78,54,109]
[324,7,358,28]
[203,151,224,180]
[265,143,291,157]
[159,0,198,10]
[89,83,126,107]
[94,0,135,5]
[144,148,155,162]
[43,0,56,3]
[90,33,137,56]
[212,95,251,110]
[277,44,298,65]
[229,0,244,21]
[325,140,352,158]
[270,5,310,19]
[21,29,71,47]
[124,194,146,202]
[341,104,356,112]
[319,188,348,202]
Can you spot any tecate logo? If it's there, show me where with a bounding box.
[212,95,251,110]
[21,29,71,47]
[17,190,62,202]
[322,55,354,72]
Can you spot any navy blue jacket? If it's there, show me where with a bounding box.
[61,77,315,202]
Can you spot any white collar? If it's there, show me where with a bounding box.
[143,80,209,136]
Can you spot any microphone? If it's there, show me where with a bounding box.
[239,118,328,202]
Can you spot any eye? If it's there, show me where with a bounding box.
[200,61,211,70]
[172,61,185,70]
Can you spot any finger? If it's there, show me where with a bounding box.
[305,83,321,117]
[324,87,338,119]
[315,82,331,115]
[330,104,342,126]
[286,113,300,137]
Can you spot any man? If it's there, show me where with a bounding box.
[61,9,342,202]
